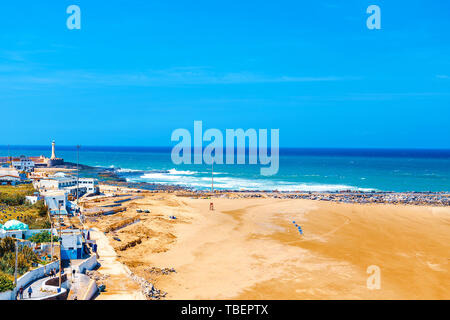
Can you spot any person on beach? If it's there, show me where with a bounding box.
[28,286,32,299]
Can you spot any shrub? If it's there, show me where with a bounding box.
[28,231,59,244]
[0,237,39,276]
[33,200,48,217]
[0,249,37,276]
[0,273,14,293]
[0,193,26,206]
[0,237,15,257]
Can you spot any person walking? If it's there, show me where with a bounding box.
[18,286,24,300]
[27,286,33,299]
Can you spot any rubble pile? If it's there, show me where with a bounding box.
[146,267,176,275]
[128,271,167,300]
[86,270,110,287]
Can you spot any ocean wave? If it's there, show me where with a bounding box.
[115,168,143,173]
[167,168,197,175]
[135,171,375,192]
[141,173,181,180]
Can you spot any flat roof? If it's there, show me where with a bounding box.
[42,190,68,196]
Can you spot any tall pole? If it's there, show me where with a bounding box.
[50,220,54,259]
[76,145,80,204]
[48,207,53,260]
[58,204,62,289]
[14,241,18,287]
[211,161,214,194]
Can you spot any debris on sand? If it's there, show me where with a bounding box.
[86,270,110,289]
[86,270,110,282]
[128,271,167,300]
[146,267,176,275]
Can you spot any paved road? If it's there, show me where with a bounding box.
[90,228,145,300]
[19,275,56,300]
[20,267,72,300]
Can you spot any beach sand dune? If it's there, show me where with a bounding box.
[86,190,450,300]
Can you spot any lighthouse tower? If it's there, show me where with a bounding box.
[51,140,57,160]
[47,140,64,167]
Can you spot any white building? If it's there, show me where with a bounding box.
[43,191,68,215]
[79,178,100,195]
[0,228,50,240]
[11,156,35,172]
[65,185,87,197]
[35,176,99,196]
[25,194,43,205]
[0,175,20,185]
[0,168,21,185]
[36,177,76,190]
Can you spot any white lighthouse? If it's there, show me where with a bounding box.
[51,140,57,160]
[47,140,64,167]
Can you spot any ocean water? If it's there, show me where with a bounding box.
[1,146,449,192]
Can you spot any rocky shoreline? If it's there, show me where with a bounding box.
[69,164,450,207]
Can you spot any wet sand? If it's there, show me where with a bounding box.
[85,188,450,300]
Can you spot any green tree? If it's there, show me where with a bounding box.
[28,231,58,244]
[0,273,14,292]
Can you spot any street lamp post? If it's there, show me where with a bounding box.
[58,203,62,289]
[48,203,53,260]
[14,241,18,287]
[76,145,80,205]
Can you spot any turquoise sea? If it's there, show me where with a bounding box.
[1,146,449,192]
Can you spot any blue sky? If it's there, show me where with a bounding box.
[1,0,449,148]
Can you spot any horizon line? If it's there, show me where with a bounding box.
[1,145,450,151]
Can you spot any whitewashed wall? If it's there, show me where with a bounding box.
[77,254,98,274]
[0,260,59,300]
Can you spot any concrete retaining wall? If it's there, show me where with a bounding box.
[40,288,68,300]
[41,274,68,293]
[0,260,59,300]
[0,290,13,300]
[81,279,98,300]
[40,275,70,300]
[77,254,98,274]
[16,260,59,290]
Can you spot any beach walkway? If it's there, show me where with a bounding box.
[20,276,53,300]
[90,228,145,300]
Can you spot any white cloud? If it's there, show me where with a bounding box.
[0,66,359,89]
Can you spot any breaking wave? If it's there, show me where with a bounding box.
[129,170,374,192]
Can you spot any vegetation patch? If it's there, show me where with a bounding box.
[0,185,49,229]
[0,273,14,293]
[0,237,42,292]
[28,231,59,244]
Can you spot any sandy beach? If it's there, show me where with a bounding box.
[82,185,450,300]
